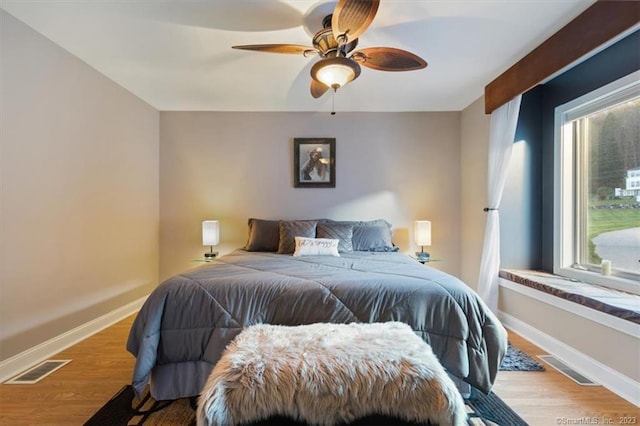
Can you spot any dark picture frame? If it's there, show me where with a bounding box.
[293,138,336,188]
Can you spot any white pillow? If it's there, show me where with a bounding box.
[293,237,340,257]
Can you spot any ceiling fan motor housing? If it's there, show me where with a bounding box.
[322,14,333,29]
[313,15,358,58]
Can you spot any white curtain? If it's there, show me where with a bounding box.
[477,95,522,313]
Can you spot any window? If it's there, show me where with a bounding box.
[554,71,640,294]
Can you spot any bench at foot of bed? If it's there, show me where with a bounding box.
[196,322,467,426]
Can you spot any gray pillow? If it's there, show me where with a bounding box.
[277,220,318,254]
[352,225,398,252]
[244,218,280,252]
[324,218,392,229]
[316,222,354,253]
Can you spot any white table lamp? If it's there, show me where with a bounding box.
[202,220,219,260]
[415,220,431,261]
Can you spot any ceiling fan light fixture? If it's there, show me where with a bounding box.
[311,57,361,89]
[233,0,427,100]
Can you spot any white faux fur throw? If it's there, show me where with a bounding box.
[197,322,466,426]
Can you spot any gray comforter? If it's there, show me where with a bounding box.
[127,250,507,400]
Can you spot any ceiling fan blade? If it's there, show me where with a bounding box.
[232,44,316,55]
[352,47,427,71]
[331,0,380,44]
[310,79,330,98]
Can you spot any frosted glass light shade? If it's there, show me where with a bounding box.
[310,57,361,89]
[414,221,432,246]
[202,220,220,246]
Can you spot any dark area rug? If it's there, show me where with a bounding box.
[84,385,527,426]
[500,342,545,371]
[86,345,538,425]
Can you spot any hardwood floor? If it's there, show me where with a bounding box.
[0,316,137,425]
[492,334,639,425]
[0,314,638,425]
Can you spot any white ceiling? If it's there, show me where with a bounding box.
[1,0,595,112]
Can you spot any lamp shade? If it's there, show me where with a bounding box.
[202,220,219,246]
[414,221,432,246]
[310,57,361,89]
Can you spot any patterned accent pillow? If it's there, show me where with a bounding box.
[244,218,280,252]
[293,237,340,257]
[277,220,318,254]
[316,223,353,252]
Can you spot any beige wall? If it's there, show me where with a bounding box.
[460,97,490,290]
[500,288,639,382]
[0,11,160,360]
[159,111,462,280]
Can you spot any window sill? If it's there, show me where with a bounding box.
[498,269,640,334]
[555,266,640,296]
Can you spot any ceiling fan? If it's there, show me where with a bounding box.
[232,0,428,99]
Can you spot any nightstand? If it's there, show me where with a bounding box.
[191,258,216,264]
[412,257,442,265]
[192,252,218,264]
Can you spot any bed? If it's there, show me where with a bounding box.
[127,218,507,401]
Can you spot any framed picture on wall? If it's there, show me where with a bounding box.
[293,138,336,188]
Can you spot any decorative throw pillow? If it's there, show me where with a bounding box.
[316,223,354,253]
[352,224,398,252]
[293,237,340,257]
[324,218,393,229]
[244,218,280,252]
[277,220,318,254]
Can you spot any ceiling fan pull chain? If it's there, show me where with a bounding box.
[331,90,336,115]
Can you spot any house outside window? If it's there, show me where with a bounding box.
[623,167,640,200]
[554,71,640,294]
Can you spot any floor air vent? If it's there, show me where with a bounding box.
[538,355,598,386]
[4,360,71,384]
